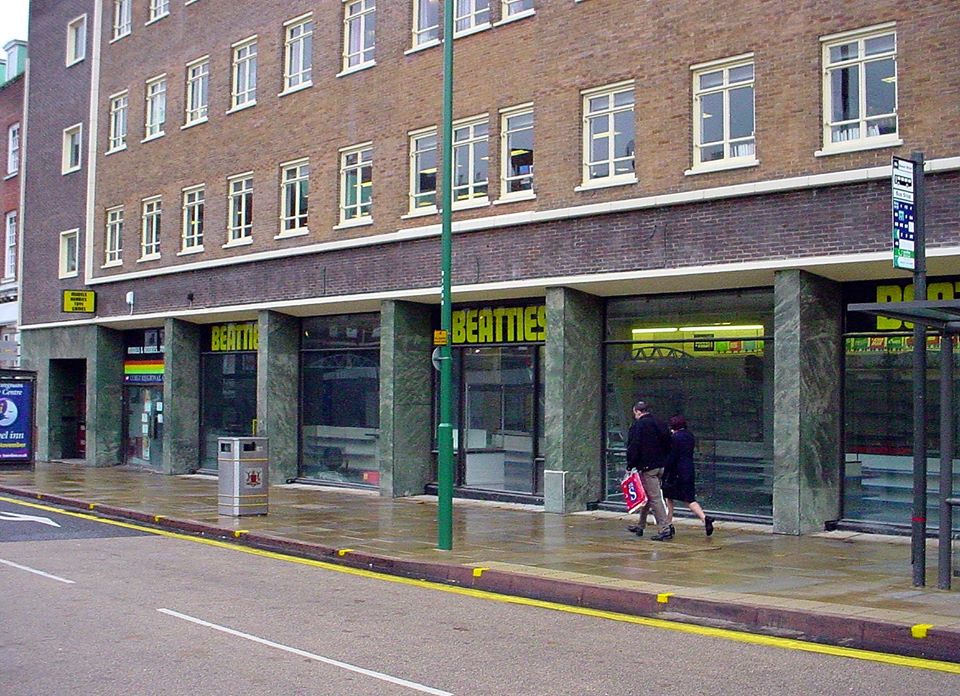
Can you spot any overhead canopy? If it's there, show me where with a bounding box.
[847,299,960,332]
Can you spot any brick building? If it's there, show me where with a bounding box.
[19,1,960,534]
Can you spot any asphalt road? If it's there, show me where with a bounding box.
[1,496,958,695]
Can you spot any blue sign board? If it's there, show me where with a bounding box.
[892,157,916,271]
[0,380,33,461]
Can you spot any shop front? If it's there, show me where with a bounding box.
[122,329,164,470]
[199,321,258,473]
[434,302,546,497]
[604,289,775,518]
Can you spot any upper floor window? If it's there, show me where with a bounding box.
[453,116,489,207]
[59,230,79,278]
[105,206,123,266]
[66,15,87,66]
[821,25,898,153]
[580,81,635,188]
[6,124,19,175]
[343,0,376,72]
[149,0,170,23]
[499,104,534,199]
[181,186,205,252]
[108,92,128,152]
[456,0,491,35]
[690,55,756,173]
[283,15,314,92]
[409,128,437,213]
[62,124,83,174]
[140,197,162,259]
[502,0,534,18]
[227,174,254,243]
[113,0,132,40]
[185,57,210,125]
[412,0,439,47]
[280,159,310,235]
[144,75,167,139]
[231,38,258,109]
[3,211,16,280]
[339,144,373,225]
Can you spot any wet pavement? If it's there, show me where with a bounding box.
[1,461,958,662]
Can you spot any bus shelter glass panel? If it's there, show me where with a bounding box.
[605,290,774,517]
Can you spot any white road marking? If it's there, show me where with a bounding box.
[157,608,454,695]
[0,511,61,527]
[0,557,75,584]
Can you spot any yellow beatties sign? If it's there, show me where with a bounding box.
[450,304,546,345]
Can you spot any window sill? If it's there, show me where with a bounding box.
[144,13,169,27]
[1,276,15,283]
[274,228,310,240]
[65,57,85,68]
[109,32,130,44]
[815,137,903,158]
[684,158,759,176]
[58,271,79,280]
[105,145,127,156]
[226,101,256,115]
[401,206,438,220]
[223,237,253,249]
[101,260,123,269]
[494,191,536,205]
[3,172,17,181]
[61,166,81,176]
[333,217,373,231]
[452,196,490,211]
[336,62,376,78]
[278,82,312,98]
[493,9,535,27]
[405,39,441,56]
[137,254,161,263]
[181,117,208,131]
[574,175,638,192]
[141,132,165,144]
[454,23,492,40]
[177,246,205,257]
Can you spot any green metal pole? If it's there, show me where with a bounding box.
[437,0,455,551]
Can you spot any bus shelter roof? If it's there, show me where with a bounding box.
[847,299,960,332]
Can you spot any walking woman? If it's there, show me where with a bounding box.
[662,415,715,537]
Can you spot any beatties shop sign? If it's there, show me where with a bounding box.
[449,304,546,345]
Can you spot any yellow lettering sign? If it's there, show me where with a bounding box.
[210,322,258,351]
[875,281,960,330]
[448,304,546,345]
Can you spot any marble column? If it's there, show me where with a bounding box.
[163,318,202,474]
[379,300,433,497]
[773,270,843,534]
[544,287,603,512]
[90,327,124,466]
[257,310,300,484]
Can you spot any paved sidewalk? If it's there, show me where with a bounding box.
[1,461,958,662]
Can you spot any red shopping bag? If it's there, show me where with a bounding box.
[620,470,648,513]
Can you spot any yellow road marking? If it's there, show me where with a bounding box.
[2,494,959,674]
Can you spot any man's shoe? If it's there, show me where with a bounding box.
[634,528,644,538]
[627,525,640,533]
[670,524,675,536]
[650,529,673,541]
[705,516,715,537]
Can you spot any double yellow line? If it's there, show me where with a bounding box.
[4,495,959,674]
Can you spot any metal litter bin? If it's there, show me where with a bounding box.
[218,437,269,516]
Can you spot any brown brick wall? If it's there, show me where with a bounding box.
[0,74,23,237]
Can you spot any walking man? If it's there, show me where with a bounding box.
[625,400,674,541]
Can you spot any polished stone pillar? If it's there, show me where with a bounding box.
[90,327,124,466]
[257,310,299,483]
[163,318,202,474]
[773,270,843,534]
[544,287,603,511]
[379,300,433,497]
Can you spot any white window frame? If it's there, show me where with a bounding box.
[3,211,16,280]
[112,0,132,40]
[498,104,534,202]
[230,37,258,110]
[140,197,162,260]
[342,0,376,73]
[688,54,757,175]
[455,0,491,36]
[412,0,439,49]
[283,14,314,93]
[408,127,438,215]
[66,15,87,66]
[577,80,636,190]
[148,0,170,24]
[184,56,210,126]
[6,123,19,175]
[107,91,128,153]
[500,0,534,21]
[279,159,310,236]
[818,23,900,156]
[59,229,79,278]
[180,186,205,253]
[226,173,254,245]
[62,123,83,175]
[338,143,373,226]
[104,206,123,266]
[144,75,167,140]
[452,115,489,209]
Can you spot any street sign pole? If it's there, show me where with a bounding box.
[437,0,455,551]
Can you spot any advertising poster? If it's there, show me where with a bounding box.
[0,380,33,461]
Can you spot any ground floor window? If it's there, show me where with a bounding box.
[604,289,774,517]
[300,314,380,486]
